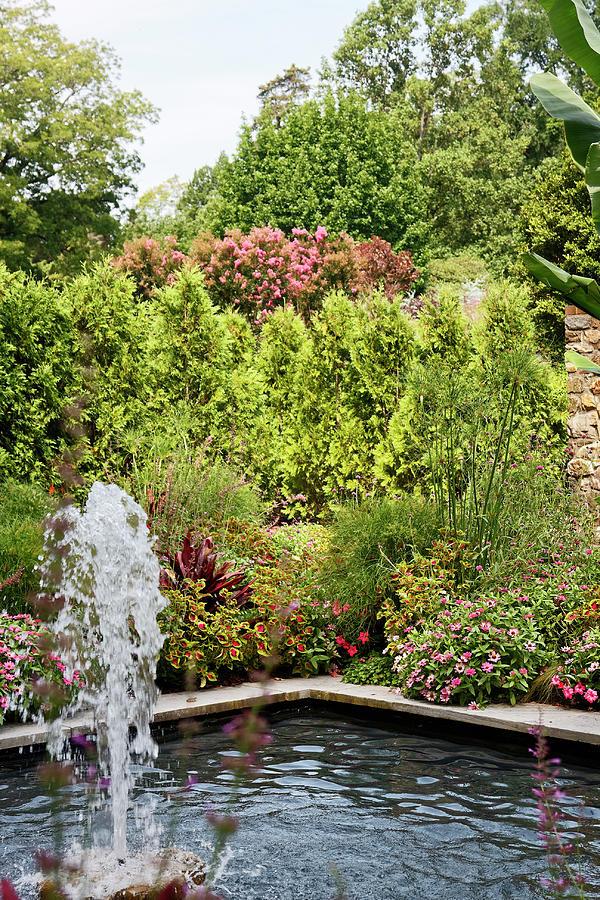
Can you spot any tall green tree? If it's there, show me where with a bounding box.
[257,64,312,128]
[203,91,429,254]
[331,0,419,108]
[0,0,156,273]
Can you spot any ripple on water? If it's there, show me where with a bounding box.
[2,714,600,900]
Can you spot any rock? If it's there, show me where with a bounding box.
[567,374,585,393]
[41,848,205,900]
[582,391,597,409]
[567,458,595,477]
[566,314,592,330]
[575,441,600,458]
[568,411,599,438]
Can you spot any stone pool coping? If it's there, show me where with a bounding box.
[1,676,600,753]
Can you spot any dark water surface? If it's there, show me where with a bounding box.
[1,712,600,899]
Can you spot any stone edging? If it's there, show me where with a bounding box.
[1,676,600,753]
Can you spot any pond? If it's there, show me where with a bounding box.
[2,710,600,899]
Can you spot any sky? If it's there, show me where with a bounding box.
[48,0,364,197]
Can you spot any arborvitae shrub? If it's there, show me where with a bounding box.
[0,265,76,484]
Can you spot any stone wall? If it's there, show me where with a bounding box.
[566,304,600,502]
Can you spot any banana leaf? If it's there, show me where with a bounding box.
[586,141,600,234]
[529,73,600,172]
[566,349,600,373]
[522,251,600,319]
[538,0,600,84]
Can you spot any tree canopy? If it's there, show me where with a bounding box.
[0,0,157,273]
[203,91,430,254]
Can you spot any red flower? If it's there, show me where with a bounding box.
[1,880,20,900]
[347,645,358,657]
[358,631,369,643]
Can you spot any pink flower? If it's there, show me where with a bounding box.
[481,662,494,673]
[584,689,598,703]
[465,667,476,676]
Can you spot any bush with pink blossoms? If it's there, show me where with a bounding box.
[551,628,600,708]
[0,612,83,724]
[384,595,550,709]
[190,225,362,325]
[112,235,190,298]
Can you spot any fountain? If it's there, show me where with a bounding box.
[37,482,205,899]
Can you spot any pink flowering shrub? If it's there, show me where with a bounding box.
[383,596,549,709]
[551,628,600,706]
[0,612,83,723]
[111,235,190,298]
[190,225,362,325]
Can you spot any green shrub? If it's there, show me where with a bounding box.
[417,290,472,366]
[280,291,416,515]
[322,496,442,633]
[473,279,536,358]
[0,265,77,484]
[425,253,488,288]
[342,653,403,687]
[125,446,264,556]
[147,267,244,452]
[63,262,151,482]
[0,481,55,614]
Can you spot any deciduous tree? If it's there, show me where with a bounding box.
[0,0,157,273]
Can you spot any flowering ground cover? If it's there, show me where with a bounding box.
[0,612,83,724]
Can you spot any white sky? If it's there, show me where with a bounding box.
[48,0,364,196]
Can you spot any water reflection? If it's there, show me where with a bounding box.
[1,714,599,899]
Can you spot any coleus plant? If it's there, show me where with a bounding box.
[159,532,253,612]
